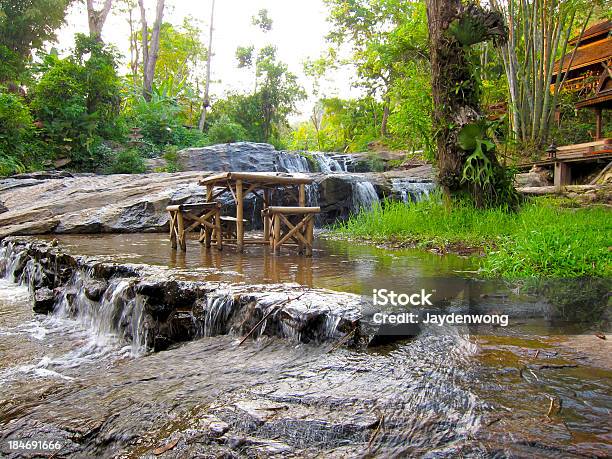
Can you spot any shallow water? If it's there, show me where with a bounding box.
[38,233,474,293]
[0,236,610,458]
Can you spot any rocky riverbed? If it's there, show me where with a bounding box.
[0,235,610,458]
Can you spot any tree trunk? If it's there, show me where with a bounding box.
[139,0,165,101]
[381,93,390,137]
[198,0,216,131]
[86,0,114,42]
[426,0,514,207]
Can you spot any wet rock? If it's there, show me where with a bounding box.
[316,175,354,223]
[515,171,551,187]
[233,400,289,425]
[0,201,7,214]
[33,287,55,313]
[178,142,308,173]
[208,421,230,437]
[84,279,108,301]
[11,170,74,180]
[0,165,437,237]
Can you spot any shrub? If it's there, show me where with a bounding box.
[107,149,146,174]
[0,89,36,175]
[207,115,247,144]
[131,96,184,150]
[162,145,181,172]
[30,35,123,169]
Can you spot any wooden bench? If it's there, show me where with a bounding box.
[219,216,248,241]
[166,203,222,251]
[263,206,320,256]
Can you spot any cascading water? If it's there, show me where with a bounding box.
[1,243,149,357]
[275,153,310,173]
[310,152,346,173]
[352,181,380,213]
[194,294,237,337]
[391,178,437,203]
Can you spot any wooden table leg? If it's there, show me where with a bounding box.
[169,211,177,249]
[273,213,281,254]
[305,215,314,257]
[263,189,270,242]
[215,209,222,250]
[177,211,186,251]
[236,179,244,252]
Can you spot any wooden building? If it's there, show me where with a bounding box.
[553,19,611,140]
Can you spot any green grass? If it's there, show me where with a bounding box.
[334,196,612,278]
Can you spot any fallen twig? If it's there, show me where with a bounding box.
[238,292,307,346]
[327,327,357,353]
[367,412,385,450]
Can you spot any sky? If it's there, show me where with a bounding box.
[56,0,360,122]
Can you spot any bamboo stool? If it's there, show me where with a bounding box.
[263,206,320,256]
[220,216,248,240]
[166,203,222,251]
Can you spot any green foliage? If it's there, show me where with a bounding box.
[0,44,24,83]
[0,89,37,175]
[335,196,611,278]
[322,0,431,149]
[211,46,304,144]
[207,115,247,144]
[162,145,181,172]
[154,19,207,86]
[131,94,183,150]
[107,149,146,174]
[252,8,273,32]
[30,34,123,169]
[448,15,489,47]
[0,0,72,79]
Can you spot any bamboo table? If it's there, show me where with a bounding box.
[198,172,314,252]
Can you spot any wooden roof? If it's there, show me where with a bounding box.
[553,37,612,75]
[575,91,612,109]
[199,171,313,187]
[568,20,611,46]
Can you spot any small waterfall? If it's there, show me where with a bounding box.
[311,153,346,173]
[276,153,310,173]
[55,275,148,355]
[194,295,237,337]
[352,182,380,213]
[391,178,436,203]
[1,244,149,355]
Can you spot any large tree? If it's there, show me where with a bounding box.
[86,0,114,41]
[426,0,518,207]
[138,0,165,101]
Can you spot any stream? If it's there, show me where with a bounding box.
[0,235,610,458]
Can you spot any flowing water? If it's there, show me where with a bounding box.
[0,235,610,458]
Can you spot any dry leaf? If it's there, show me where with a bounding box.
[153,438,179,455]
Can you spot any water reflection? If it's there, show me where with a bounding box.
[40,233,473,293]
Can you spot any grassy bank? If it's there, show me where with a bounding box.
[333,196,611,278]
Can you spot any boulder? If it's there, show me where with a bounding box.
[33,287,55,314]
[178,142,310,173]
[84,279,108,302]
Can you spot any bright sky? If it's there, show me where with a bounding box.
[56,0,360,122]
